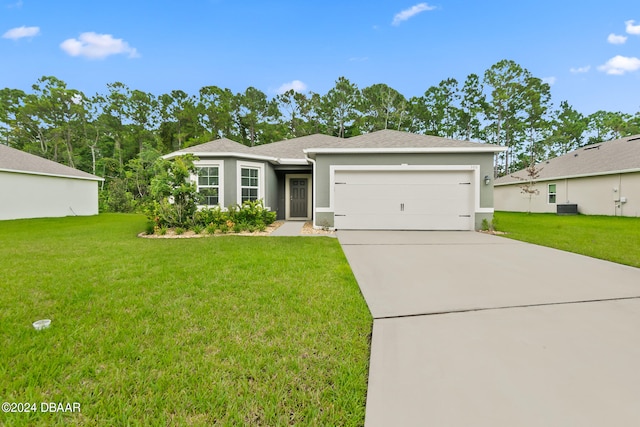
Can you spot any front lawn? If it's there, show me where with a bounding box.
[0,214,371,426]
[494,212,640,268]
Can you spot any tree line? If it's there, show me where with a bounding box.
[1,59,639,212]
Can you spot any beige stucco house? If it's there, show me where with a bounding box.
[0,144,103,221]
[494,135,640,217]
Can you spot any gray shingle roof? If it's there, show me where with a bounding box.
[166,130,499,162]
[0,144,103,181]
[170,138,253,155]
[495,135,640,185]
[251,134,342,158]
[337,129,493,148]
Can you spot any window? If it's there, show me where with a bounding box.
[197,166,219,206]
[241,167,259,202]
[548,184,557,204]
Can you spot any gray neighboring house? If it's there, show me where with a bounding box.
[494,135,640,217]
[0,144,103,221]
[164,129,505,230]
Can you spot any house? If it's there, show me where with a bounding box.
[163,129,506,230]
[0,144,103,221]
[494,135,640,217]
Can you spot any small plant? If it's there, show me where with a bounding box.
[158,226,168,236]
[481,218,490,231]
[192,224,203,234]
[205,223,217,235]
[145,221,155,235]
[174,227,185,235]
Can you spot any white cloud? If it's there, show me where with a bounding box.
[570,65,591,74]
[277,80,307,94]
[597,55,640,75]
[2,25,40,40]
[607,33,627,44]
[625,19,640,35]
[60,32,139,59]
[392,3,436,26]
[542,76,557,85]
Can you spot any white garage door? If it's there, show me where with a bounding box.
[334,169,474,230]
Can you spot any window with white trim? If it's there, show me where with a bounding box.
[548,183,557,204]
[197,166,220,206]
[240,167,259,202]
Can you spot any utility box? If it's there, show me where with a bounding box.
[557,204,578,215]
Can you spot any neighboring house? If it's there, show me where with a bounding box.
[494,135,640,217]
[164,129,505,230]
[0,144,104,221]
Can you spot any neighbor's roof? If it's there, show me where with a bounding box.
[164,130,503,163]
[0,144,103,181]
[495,135,640,185]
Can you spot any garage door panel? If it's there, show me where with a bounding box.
[334,169,474,230]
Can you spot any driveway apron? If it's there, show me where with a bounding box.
[338,230,640,427]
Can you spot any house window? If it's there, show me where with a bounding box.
[548,184,557,204]
[197,166,220,206]
[241,167,259,202]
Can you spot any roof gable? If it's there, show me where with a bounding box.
[0,144,103,181]
[496,135,640,184]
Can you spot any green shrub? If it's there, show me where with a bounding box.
[192,224,203,234]
[145,221,155,235]
[175,227,185,235]
[205,223,217,235]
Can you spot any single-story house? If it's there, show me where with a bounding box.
[0,144,103,221]
[494,135,640,217]
[164,129,506,230]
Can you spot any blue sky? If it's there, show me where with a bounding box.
[2,0,640,115]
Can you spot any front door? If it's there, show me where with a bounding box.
[290,178,308,218]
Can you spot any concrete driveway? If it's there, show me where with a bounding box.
[338,231,640,427]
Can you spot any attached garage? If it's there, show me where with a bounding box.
[334,168,475,230]
[304,130,506,231]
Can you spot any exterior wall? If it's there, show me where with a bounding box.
[0,171,99,220]
[494,172,640,217]
[314,152,496,228]
[194,157,276,211]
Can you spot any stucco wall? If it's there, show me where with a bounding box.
[0,171,99,220]
[494,172,640,217]
[313,152,496,228]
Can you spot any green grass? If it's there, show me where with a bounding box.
[0,214,372,426]
[494,212,640,268]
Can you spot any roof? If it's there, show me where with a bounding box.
[495,135,640,185]
[164,130,503,164]
[0,144,103,181]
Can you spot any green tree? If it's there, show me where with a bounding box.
[322,77,361,138]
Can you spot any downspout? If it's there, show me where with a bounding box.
[305,154,318,229]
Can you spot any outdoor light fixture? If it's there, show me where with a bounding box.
[484,175,491,185]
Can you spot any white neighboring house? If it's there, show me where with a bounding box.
[494,135,640,217]
[0,144,104,221]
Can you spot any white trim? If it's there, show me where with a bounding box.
[304,146,507,155]
[193,160,225,208]
[494,168,640,186]
[316,207,333,213]
[163,151,277,162]
[276,158,309,165]
[0,168,104,182]
[236,160,265,205]
[285,174,312,220]
[328,164,489,215]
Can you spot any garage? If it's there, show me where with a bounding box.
[333,169,475,230]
